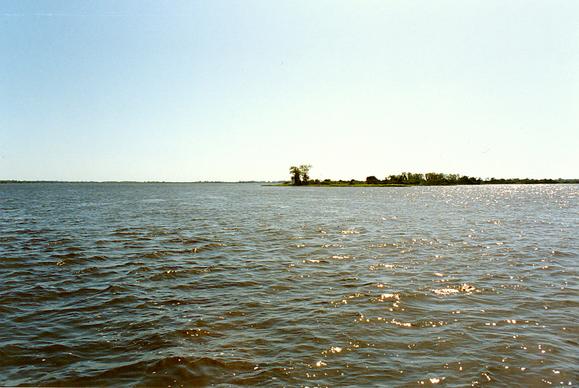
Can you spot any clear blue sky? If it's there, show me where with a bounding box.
[1,0,578,181]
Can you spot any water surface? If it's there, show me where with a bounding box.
[0,183,577,386]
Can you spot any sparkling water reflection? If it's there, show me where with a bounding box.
[0,183,577,386]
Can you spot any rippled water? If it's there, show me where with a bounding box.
[0,183,577,386]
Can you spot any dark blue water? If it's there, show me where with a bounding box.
[0,183,577,386]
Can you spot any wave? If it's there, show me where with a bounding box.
[42,356,258,386]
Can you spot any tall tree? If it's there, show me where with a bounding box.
[289,166,302,185]
[299,164,312,185]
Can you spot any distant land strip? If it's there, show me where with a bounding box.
[282,171,579,187]
[1,176,578,186]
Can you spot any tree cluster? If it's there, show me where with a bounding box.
[289,165,312,185]
[286,166,578,187]
[376,172,482,185]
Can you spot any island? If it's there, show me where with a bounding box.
[280,165,579,187]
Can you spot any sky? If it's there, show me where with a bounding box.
[1,0,578,181]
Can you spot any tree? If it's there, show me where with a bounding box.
[289,166,302,185]
[288,164,312,185]
[299,164,312,185]
[366,176,380,184]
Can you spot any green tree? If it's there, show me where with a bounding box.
[289,166,302,185]
[299,164,312,185]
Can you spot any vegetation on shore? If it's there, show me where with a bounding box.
[1,169,576,186]
[284,166,579,187]
[289,164,312,185]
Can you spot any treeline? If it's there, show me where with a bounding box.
[363,173,578,185]
[303,173,481,186]
[375,172,482,185]
[287,165,578,186]
[289,173,578,186]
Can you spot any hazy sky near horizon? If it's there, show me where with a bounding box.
[1,0,578,181]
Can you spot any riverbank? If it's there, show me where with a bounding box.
[267,180,579,187]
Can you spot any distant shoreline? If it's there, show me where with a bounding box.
[0,180,281,184]
[1,180,577,186]
[282,170,579,187]
[269,181,579,187]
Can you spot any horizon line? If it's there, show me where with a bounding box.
[2,178,578,184]
[0,180,284,184]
